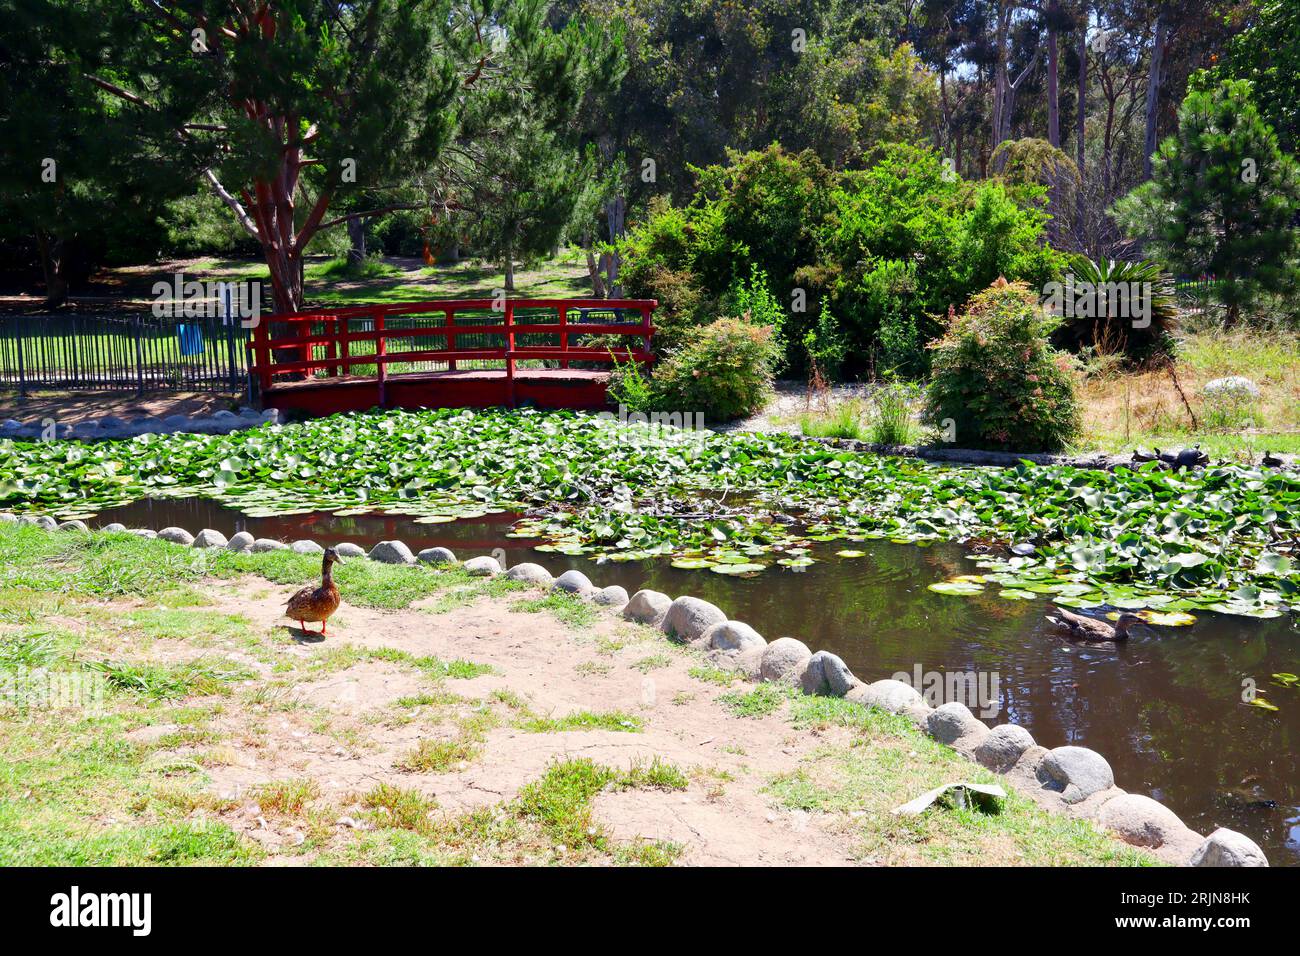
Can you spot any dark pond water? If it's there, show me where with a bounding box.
[98,497,1300,865]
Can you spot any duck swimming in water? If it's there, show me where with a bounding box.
[1046,607,1141,643]
[286,548,341,636]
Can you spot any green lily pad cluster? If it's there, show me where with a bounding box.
[0,407,1296,616]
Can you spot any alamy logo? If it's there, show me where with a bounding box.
[1041,276,1152,329]
[49,886,151,936]
[152,272,261,327]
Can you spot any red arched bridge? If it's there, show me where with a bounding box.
[248,298,656,416]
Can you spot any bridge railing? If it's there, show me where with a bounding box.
[247,298,657,393]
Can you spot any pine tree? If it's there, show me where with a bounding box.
[1113,79,1300,325]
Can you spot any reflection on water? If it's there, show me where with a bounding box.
[98,497,1300,865]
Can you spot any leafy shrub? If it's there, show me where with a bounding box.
[606,352,657,413]
[723,264,786,364]
[924,278,1080,451]
[646,317,781,422]
[802,308,848,380]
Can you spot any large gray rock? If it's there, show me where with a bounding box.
[33,515,58,530]
[1036,746,1114,804]
[1097,794,1190,849]
[464,555,501,577]
[1189,828,1269,867]
[593,585,629,609]
[760,637,812,684]
[623,589,671,626]
[799,652,829,695]
[101,522,127,533]
[926,702,988,746]
[227,531,255,552]
[974,724,1036,773]
[0,513,17,523]
[128,528,157,539]
[703,620,766,654]
[417,546,456,565]
[1203,375,1260,399]
[291,539,324,555]
[158,527,195,546]
[552,569,593,595]
[505,563,553,587]
[251,537,287,553]
[335,542,367,559]
[57,520,89,533]
[661,596,726,643]
[847,678,923,714]
[817,651,857,696]
[369,540,415,564]
[192,529,229,549]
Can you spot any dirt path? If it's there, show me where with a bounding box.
[159,578,860,866]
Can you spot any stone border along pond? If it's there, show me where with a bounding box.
[0,513,1271,867]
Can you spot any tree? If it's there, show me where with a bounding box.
[1113,79,1300,324]
[38,1,460,314]
[1215,0,1300,152]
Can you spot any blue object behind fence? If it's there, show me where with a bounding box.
[177,324,204,356]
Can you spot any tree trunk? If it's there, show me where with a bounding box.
[346,216,367,266]
[583,234,607,298]
[603,193,626,296]
[1047,6,1061,241]
[504,255,515,292]
[992,4,1011,164]
[1143,11,1167,180]
[35,228,69,308]
[1075,5,1089,242]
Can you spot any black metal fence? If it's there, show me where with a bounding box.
[0,312,251,394]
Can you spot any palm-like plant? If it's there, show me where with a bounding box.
[1052,256,1179,364]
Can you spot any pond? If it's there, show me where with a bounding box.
[98,495,1300,866]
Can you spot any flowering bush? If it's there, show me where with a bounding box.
[923,278,1080,451]
[617,316,780,422]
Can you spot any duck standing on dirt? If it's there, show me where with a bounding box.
[286,548,341,636]
[1046,607,1141,643]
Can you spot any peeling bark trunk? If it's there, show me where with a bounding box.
[603,194,625,296]
[1047,7,1061,241]
[1143,12,1167,180]
[1075,8,1089,242]
[504,255,515,292]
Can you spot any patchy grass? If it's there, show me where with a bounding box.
[688,664,741,686]
[718,683,790,719]
[519,710,644,734]
[510,592,599,630]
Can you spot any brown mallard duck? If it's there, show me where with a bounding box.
[286,548,341,635]
[1045,607,1140,643]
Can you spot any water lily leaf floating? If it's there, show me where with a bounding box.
[671,558,715,570]
[835,550,867,558]
[998,589,1038,601]
[929,579,985,596]
[1106,609,1197,626]
[710,562,766,575]
[1248,697,1280,713]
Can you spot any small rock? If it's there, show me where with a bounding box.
[0,420,22,433]
[417,546,456,565]
[251,538,288,553]
[101,522,127,533]
[334,542,366,558]
[760,637,812,684]
[1036,746,1114,804]
[128,528,157,539]
[262,408,282,422]
[33,515,58,530]
[623,589,671,626]
[192,529,229,549]
[926,702,988,746]
[505,563,553,586]
[552,569,593,594]
[57,520,89,533]
[158,527,195,546]
[1189,828,1269,867]
[593,585,629,608]
[212,410,238,421]
[974,724,1036,773]
[0,513,18,523]
[1097,793,1190,849]
[162,414,191,430]
[799,653,827,695]
[661,596,726,643]
[291,539,324,554]
[464,555,501,577]
[702,620,766,654]
[1203,375,1260,399]
[227,531,255,552]
[369,540,415,564]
